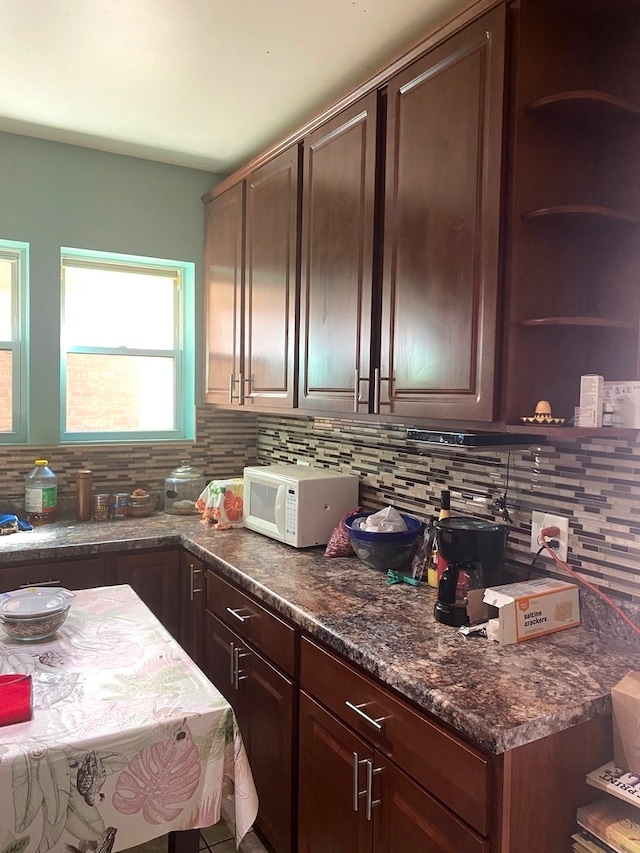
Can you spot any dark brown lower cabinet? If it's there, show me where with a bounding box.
[114,549,180,639]
[203,604,295,853]
[298,691,488,853]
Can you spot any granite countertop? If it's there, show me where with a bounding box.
[2,514,639,755]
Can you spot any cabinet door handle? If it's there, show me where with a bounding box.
[345,700,386,733]
[352,752,368,812]
[189,564,203,600]
[354,370,370,412]
[365,759,383,821]
[233,645,249,690]
[238,373,245,405]
[226,606,253,623]
[228,373,235,404]
[229,641,236,686]
[19,580,60,588]
[372,369,390,414]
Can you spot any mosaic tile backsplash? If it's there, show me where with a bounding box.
[1,407,639,610]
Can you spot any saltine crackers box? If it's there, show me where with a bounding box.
[483,578,580,645]
[613,671,640,777]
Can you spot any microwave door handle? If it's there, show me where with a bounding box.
[274,484,287,536]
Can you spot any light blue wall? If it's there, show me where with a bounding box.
[0,131,221,443]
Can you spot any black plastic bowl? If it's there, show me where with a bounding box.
[344,512,424,571]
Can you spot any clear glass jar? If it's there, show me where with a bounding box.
[164,460,207,515]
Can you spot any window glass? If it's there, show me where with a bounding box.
[61,250,194,441]
[0,242,27,441]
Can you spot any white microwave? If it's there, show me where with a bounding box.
[243,464,360,548]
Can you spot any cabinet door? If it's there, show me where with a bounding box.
[204,183,244,405]
[115,549,180,638]
[379,7,506,421]
[374,759,489,853]
[243,145,300,408]
[299,691,372,853]
[203,610,295,853]
[179,551,205,665]
[298,93,378,413]
[0,558,107,593]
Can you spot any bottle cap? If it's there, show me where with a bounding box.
[34,459,48,466]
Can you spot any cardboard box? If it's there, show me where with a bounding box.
[604,381,640,429]
[613,671,640,777]
[483,578,580,645]
[578,374,604,428]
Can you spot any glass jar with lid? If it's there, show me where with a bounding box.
[164,460,207,515]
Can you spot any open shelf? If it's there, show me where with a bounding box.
[506,424,638,439]
[519,316,637,329]
[527,90,640,123]
[523,205,639,224]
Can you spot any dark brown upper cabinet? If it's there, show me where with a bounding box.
[298,93,379,413]
[501,0,640,430]
[204,144,300,408]
[378,6,506,422]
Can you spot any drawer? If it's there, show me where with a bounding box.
[206,571,296,676]
[0,558,108,593]
[300,635,490,835]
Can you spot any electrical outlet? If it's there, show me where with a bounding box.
[530,511,569,562]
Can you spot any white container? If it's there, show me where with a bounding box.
[24,459,58,525]
[578,374,604,427]
[604,381,640,429]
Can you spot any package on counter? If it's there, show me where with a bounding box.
[612,671,640,777]
[483,578,580,645]
[196,478,244,528]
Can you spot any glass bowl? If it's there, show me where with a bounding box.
[0,587,75,642]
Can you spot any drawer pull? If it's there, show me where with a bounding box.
[189,564,203,601]
[20,580,60,588]
[352,752,368,812]
[345,700,386,733]
[226,606,253,623]
[365,759,383,821]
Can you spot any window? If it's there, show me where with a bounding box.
[0,240,28,443]
[61,248,195,442]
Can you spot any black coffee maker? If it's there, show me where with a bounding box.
[434,517,508,627]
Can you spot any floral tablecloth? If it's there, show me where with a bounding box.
[0,585,258,853]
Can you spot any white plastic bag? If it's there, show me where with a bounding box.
[363,506,408,533]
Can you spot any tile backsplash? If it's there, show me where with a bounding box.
[1,406,639,616]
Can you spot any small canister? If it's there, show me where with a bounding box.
[110,493,129,520]
[76,469,93,522]
[93,494,110,522]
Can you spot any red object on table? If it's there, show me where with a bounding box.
[0,674,32,726]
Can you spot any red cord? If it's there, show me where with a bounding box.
[539,526,640,638]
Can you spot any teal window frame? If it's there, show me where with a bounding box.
[60,247,195,444]
[0,239,29,444]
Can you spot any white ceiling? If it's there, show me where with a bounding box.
[0,0,468,176]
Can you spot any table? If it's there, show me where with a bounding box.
[0,585,258,853]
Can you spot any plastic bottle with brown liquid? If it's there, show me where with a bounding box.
[24,460,58,525]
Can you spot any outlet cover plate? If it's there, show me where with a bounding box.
[531,511,569,562]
